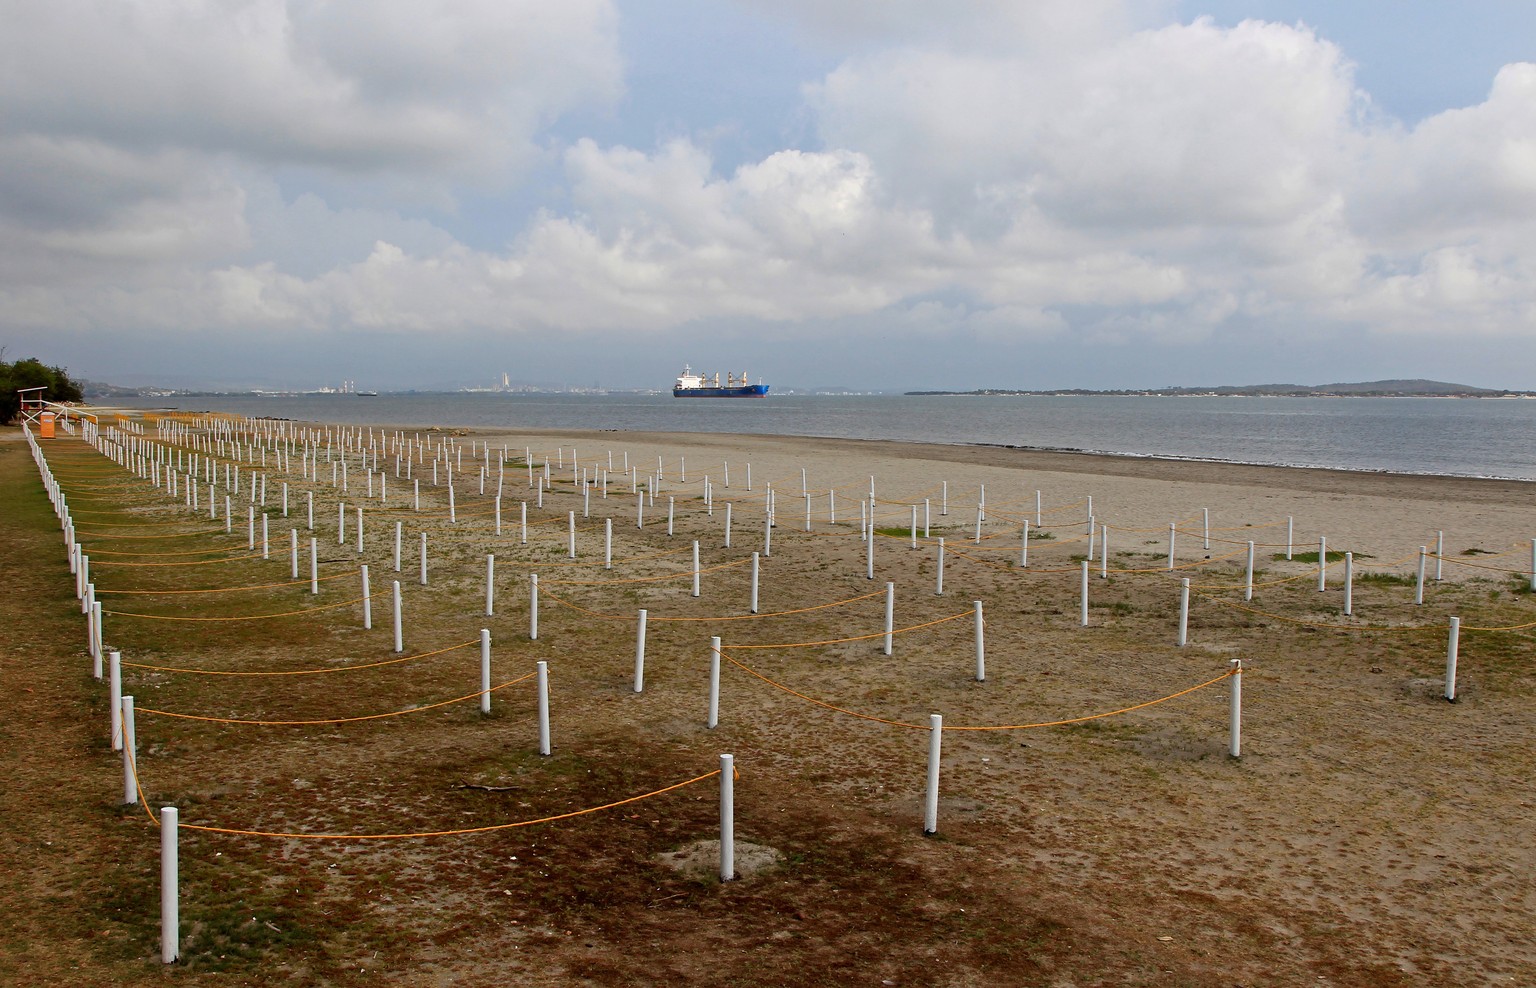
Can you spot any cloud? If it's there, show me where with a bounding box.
[0,0,621,292]
[5,0,1536,385]
[0,0,621,176]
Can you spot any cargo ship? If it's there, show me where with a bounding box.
[673,365,769,398]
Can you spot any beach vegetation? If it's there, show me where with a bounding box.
[0,352,83,424]
[1357,572,1416,587]
[1274,550,1349,564]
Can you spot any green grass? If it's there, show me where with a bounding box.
[1274,550,1351,564]
[1358,572,1416,587]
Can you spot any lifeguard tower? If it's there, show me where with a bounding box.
[16,386,55,437]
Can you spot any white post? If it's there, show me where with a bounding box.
[1177,578,1190,646]
[636,490,644,528]
[309,537,318,594]
[109,651,122,751]
[1167,523,1176,570]
[941,481,948,516]
[1435,531,1444,581]
[924,714,942,834]
[161,805,178,964]
[337,501,345,544]
[419,532,428,586]
[121,695,137,805]
[1020,521,1029,568]
[935,538,945,596]
[567,511,576,558]
[530,574,539,640]
[1086,517,1095,561]
[910,505,918,549]
[496,496,502,536]
[1317,536,1327,592]
[91,600,102,675]
[290,528,299,579]
[393,521,402,573]
[1286,516,1294,560]
[633,609,648,693]
[750,552,760,614]
[883,582,894,656]
[692,541,702,597]
[708,638,722,729]
[864,517,872,578]
[1416,547,1428,605]
[485,554,496,616]
[719,753,735,881]
[724,502,732,548]
[1080,561,1090,626]
[668,496,675,537]
[537,660,551,755]
[1445,617,1460,702]
[520,501,527,545]
[448,485,456,524]
[1245,541,1255,601]
[361,565,372,630]
[1035,490,1042,527]
[1229,659,1242,758]
[1100,524,1109,579]
[973,601,985,682]
[1343,552,1354,616]
[355,506,363,555]
[392,581,403,653]
[247,506,255,550]
[1202,507,1210,550]
[480,629,492,714]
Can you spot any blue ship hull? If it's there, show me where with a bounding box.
[673,384,770,398]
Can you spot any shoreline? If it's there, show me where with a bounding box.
[471,427,1536,508]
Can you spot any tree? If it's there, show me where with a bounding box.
[0,352,84,425]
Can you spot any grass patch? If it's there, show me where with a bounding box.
[1358,572,1416,587]
[1275,550,1351,564]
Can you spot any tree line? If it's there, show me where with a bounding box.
[0,352,84,425]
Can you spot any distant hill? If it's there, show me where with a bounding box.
[907,380,1520,398]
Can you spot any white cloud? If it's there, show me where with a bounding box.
[0,0,621,300]
[0,0,621,176]
[5,0,1536,380]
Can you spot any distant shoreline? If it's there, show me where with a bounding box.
[906,389,1532,399]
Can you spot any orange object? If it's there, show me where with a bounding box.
[39,412,55,438]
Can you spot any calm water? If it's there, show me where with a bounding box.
[107,393,1536,481]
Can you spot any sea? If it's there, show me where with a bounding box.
[104,393,1536,482]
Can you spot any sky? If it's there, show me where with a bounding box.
[2,0,1534,392]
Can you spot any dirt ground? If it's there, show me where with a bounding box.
[2,419,1533,987]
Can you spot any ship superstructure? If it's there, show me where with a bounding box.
[673,365,769,398]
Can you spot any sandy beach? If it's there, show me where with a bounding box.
[4,419,1534,986]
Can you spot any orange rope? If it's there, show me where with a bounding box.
[135,671,536,725]
[721,610,972,650]
[723,652,1234,731]
[121,638,479,676]
[103,591,386,621]
[176,768,722,840]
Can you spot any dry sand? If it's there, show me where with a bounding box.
[6,421,1535,986]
